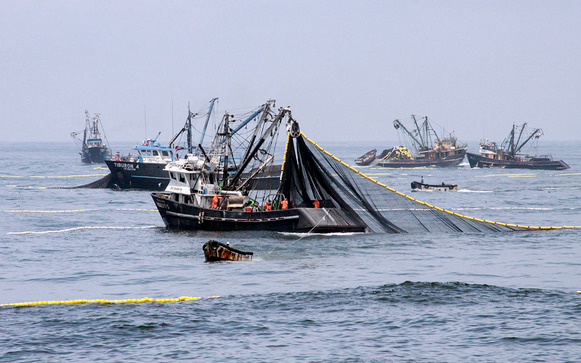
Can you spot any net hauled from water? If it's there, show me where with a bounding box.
[278,132,580,234]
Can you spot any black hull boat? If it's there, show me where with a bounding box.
[377,151,465,168]
[105,160,170,190]
[152,193,366,233]
[105,159,280,191]
[150,101,372,234]
[466,152,570,170]
[411,181,457,191]
[468,124,570,170]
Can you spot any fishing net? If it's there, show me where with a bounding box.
[279,133,519,234]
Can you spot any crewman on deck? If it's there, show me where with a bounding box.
[211,194,219,209]
[281,198,288,210]
[264,200,272,211]
[115,152,121,161]
[313,198,320,208]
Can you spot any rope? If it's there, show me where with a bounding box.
[296,213,326,241]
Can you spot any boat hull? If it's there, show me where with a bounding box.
[105,160,170,190]
[377,151,465,168]
[151,193,367,233]
[355,149,377,166]
[81,146,110,164]
[105,160,281,191]
[466,153,570,170]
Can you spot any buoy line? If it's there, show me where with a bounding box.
[1,208,157,213]
[0,296,220,307]
[7,225,159,235]
[1,174,108,179]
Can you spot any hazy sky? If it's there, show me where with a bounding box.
[1,1,580,144]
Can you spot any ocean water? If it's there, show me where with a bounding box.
[1,141,581,361]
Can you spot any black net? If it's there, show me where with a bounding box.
[280,134,519,234]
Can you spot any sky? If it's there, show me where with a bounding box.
[1,0,580,145]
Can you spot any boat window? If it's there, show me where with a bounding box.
[162,151,169,157]
[153,151,159,156]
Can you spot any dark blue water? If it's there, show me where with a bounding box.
[2,141,581,361]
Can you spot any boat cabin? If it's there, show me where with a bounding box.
[134,145,176,163]
[86,138,103,148]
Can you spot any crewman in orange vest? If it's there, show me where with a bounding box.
[265,200,272,211]
[313,198,320,208]
[281,198,288,210]
[211,194,219,209]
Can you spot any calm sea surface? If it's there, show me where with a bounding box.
[1,141,581,361]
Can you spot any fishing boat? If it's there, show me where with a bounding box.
[466,124,570,170]
[411,180,457,192]
[376,116,467,168]
[71,110,112,163]
[104,98,218,190]
[151,101,368,233]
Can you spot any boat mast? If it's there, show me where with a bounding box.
[411,115,427,149]
[508,124,516,156]
[92,113,100,138]
[198,97,218,150]
[225,107,290,190]
[83,110,90,145]
[515,127,543,154]
[238,100,274,164]
[186,103,194,153]
[220,113,232,184]
[514,123,527,154]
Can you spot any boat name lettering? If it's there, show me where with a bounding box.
[114,162,136,171]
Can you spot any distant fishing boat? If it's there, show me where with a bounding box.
[71,110,111,163]
[466,124,570,170]
[375,116,467,168]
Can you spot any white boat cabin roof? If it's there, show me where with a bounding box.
[134,145,176,162]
